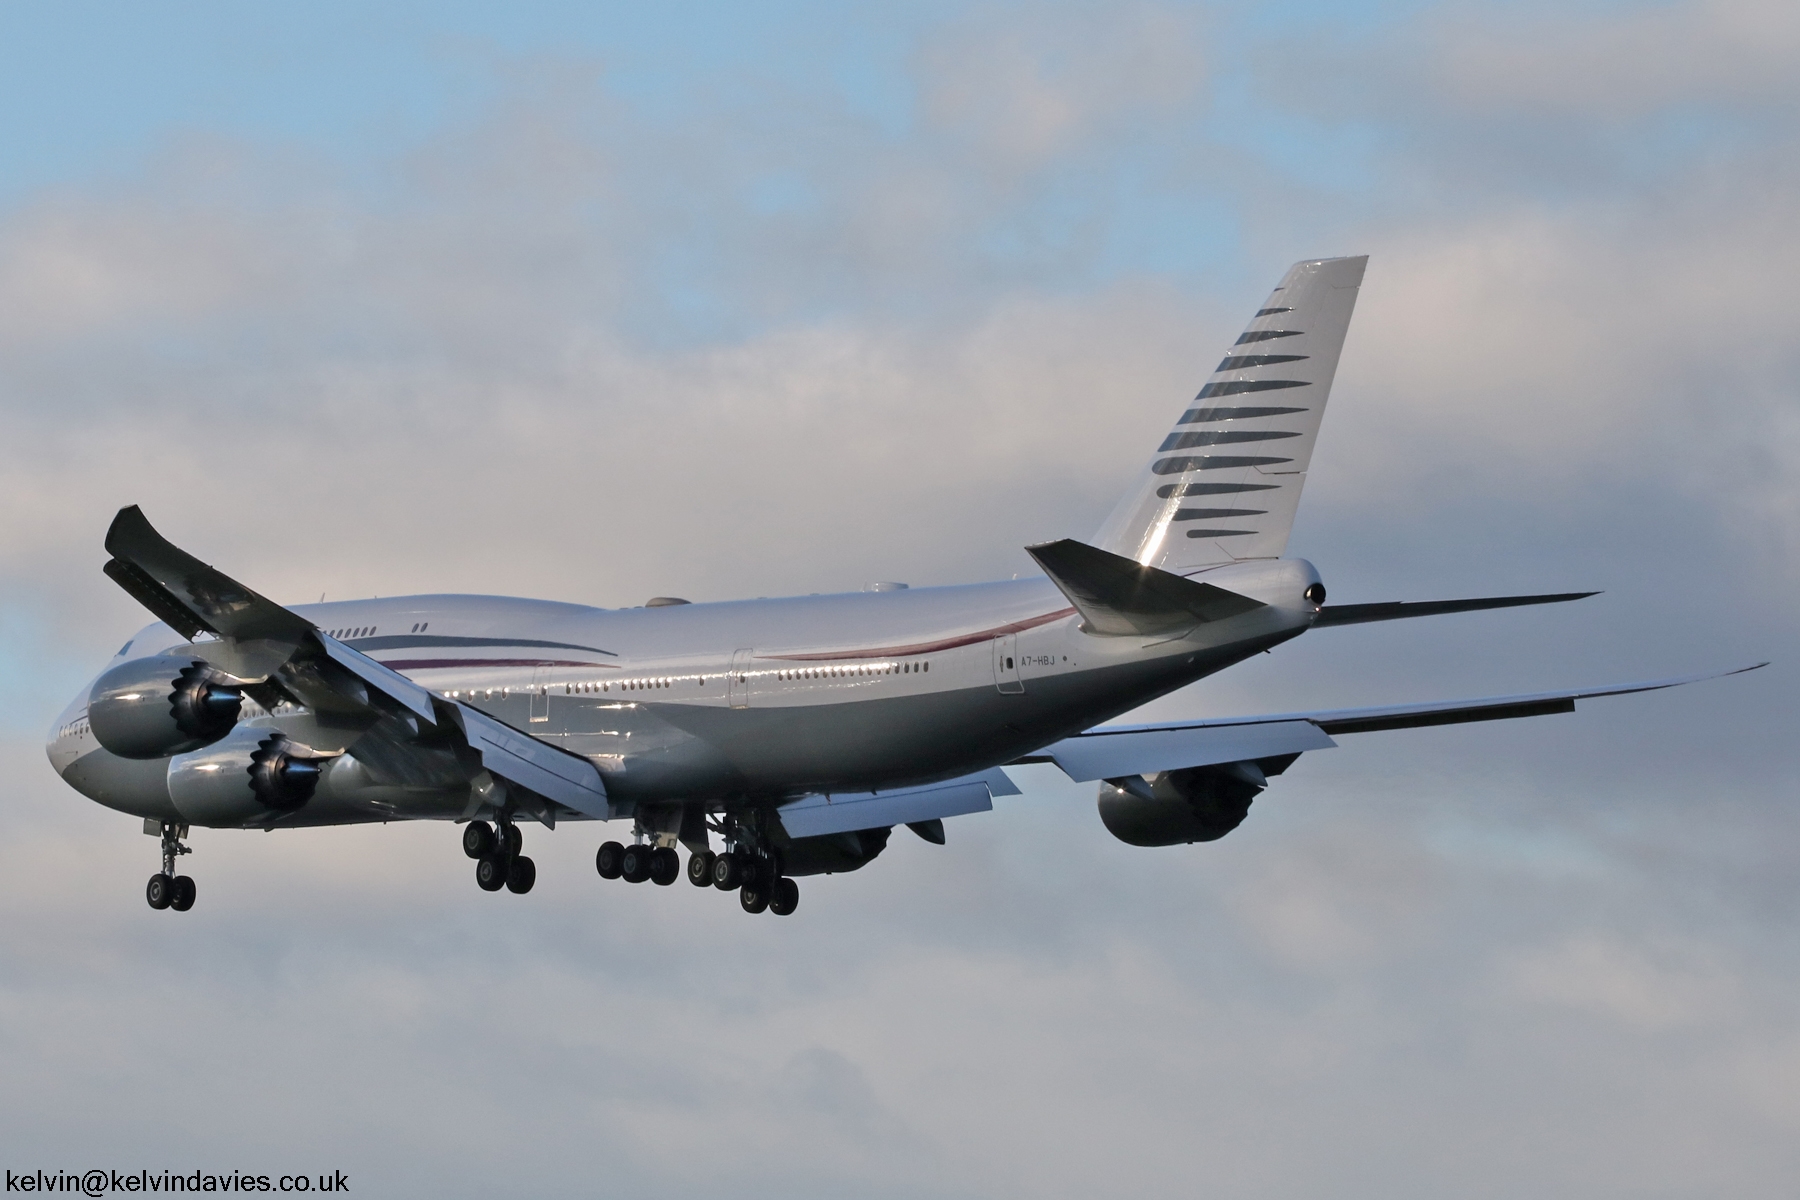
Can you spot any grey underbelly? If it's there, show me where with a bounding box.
[583,631,1288,801]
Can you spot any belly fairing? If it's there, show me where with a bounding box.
[58,748,182,822]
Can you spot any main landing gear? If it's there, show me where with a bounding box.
[462,819,535,894]
[595,838,800,916]
[708,842,798,916]
[145,821,196,913]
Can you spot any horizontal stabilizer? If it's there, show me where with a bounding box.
[1031,664,1764,780]
[1314,592,1598,627]
[776,767,1019,839]
[1026,538,1264,637]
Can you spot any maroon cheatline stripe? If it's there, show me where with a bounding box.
[377,658,620,670]
[760,608,1078,662]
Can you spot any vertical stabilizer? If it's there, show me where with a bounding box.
[1094,256,1366,571]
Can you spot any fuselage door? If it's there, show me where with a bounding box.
[993,633,1024,695]
[729,648,753,709]
[530,667,551,722]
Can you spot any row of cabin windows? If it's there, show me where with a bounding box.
[321,622,430,639]
[566,678,684,694]
[776,661,927,681]
[554,661,931,694]
[450,660,934,703]
[451,679,684,700]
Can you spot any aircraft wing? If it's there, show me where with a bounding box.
[1029,665,1766,783]
[101,505,607,816]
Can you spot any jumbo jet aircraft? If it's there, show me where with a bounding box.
[47,256,1759,916]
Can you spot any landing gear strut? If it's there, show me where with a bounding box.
[145,821,196,913]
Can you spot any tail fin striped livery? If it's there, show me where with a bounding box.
[1094,256,1367,572]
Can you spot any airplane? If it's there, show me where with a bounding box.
[45,255,1762,916]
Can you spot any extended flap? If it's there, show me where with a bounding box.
[1046,719,1336,782]
[448,703,610,819]
[776,767,1016,839]
[318,635,437,725]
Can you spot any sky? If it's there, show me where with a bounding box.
[2,1,1799,1195]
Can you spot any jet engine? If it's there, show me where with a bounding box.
[88,656,244,759]
[169,728,324,825]
[779,826,892,876]
[1097,757,1296,847]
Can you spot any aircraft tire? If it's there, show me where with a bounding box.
[770,877,799,917]
[476,855,508,892]
[146,873,174,910]
[648,847,680,886]
[506,855,536,894]
[595,841,625,879]
[462,821,495,859]
[504,824,524,857]
[620,844,653,884]
[170,875,197,912]
[686,850,715,887]
[740,883,771,914]
[737,855,764,889]
[712,851,742,891]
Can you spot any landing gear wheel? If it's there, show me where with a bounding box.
[462,821,495,859]
[738,855,765,889]
[649,846,680,886]
[506,855,537,894]
[476,855,508,891]
[146,873,174,910]
[770,877,799,916]
[740,883,771,914]
[712,851,743,891]
[687,850,716,887]
[620,843,653,884]
[170,875,197,912]
[504,824,524,857]
[595,841,625,879]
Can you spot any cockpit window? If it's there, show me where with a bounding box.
[117,641,133,657]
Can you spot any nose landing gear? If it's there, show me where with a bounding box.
[145,821,196,913]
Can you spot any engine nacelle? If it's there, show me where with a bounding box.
[778,827,892,877]
[168,728,324,825]
[1097,762,1271,847]
[88,656,243,760]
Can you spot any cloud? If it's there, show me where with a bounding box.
[1429,0,1800,120]
[1500,933,1741,1029]
[919,2,1208,167]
